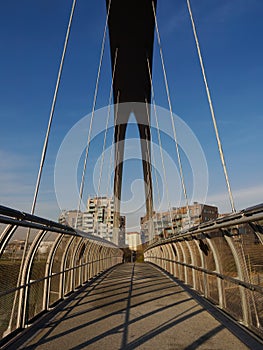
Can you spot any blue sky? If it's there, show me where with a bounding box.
[0,0,262,229]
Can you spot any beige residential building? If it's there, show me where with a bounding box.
[58,196,126,244]
[58,210,82,229]
[127,232,142,251]
[141,202,218,240]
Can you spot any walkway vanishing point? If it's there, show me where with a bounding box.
[5,263,262,350]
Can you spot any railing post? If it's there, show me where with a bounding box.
[185,240,197,290]
[166,243,174,274]
[223,231,252,326]
[59,236,75,299]
[193,238,207,297]
[43,235,63,311]
[71,238,84,291]
[0,225,18,257]
[178,241,188,284]
[17,230,46,329]
[84,242,94,282]
[89,242,97,279]
[171,243,179,277]
[162,244,169,271]
[204,234,225,309]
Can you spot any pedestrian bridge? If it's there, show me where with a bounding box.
[0,204,263,349]
[1,1,263,348]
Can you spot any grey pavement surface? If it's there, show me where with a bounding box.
[14,263,255,349]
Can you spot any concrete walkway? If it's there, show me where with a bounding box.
[13,263,259,349]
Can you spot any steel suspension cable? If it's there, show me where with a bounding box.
[142,101,155,239]
[144,128,155,239]
[97,48,118,197]
[150,141,165,235]
[152,1,191,226]
[153,98,175,235]
[106,91,120,199]
[32,0,77,215]
[186,0,258,324]
[186,0,236,213]
[239,230,260,327]
[6,0,77,334]
[75,0,112,227]
[147,59,175,235]
[145,99,165,236]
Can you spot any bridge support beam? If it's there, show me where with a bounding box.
[106,0,157,245]
[113,103,154,245]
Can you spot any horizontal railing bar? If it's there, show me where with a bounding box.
[151,256,263,293]
[146,208,263,251]
[0,205,74,232]
[0,216,78,236]
[0,205,119,248]
[0,256,118,298]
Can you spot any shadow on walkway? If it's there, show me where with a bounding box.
[7,263,261,350]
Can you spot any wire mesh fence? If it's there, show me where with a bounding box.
[144,205,263,339]
[0,205,123,343]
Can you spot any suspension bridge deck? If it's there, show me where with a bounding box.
[6,263,261,350]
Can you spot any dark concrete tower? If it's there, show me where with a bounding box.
[106,0,157,245]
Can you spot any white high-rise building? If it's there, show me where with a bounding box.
[127,232,142,251]
[58,196,126,243]
[85,197,114,241]
[82,212,93,233]
[58,210,83,229]
[140,202,218,241]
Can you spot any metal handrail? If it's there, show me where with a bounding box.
[0,204,118,248]
[151,256,263,294]
[0,205,123,342]
[145,202,263,251]
[144,204,263,339]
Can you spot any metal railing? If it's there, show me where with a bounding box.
[0,205,123,342]
[144,203,263,339]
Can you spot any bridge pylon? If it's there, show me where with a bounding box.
[106,0,157,245]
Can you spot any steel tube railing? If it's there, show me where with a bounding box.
[144,203,263,339]
[0,205,123,343]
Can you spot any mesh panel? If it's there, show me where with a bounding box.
[170,243,178,277]
[202,238,216,271]
[225,223,263,330]
[236,223,263,287]
[251,290,263,337]
[27,233,54,321]
[190,240,202,266]
[181,241,193,286]
[49,274,60,306]
[188,240,203,291]
[64,270,71,295]
[223,280,243,321]
[83,262,88,283]
[64,237,81,295]
[174,243,184,281]
[1,227,31,291]
[27,280,45,321]
[74,242,86,288]
[0,227,39,338]
[50,236,69,305]
[0,223,8,236]
[0,261,21,296]
[206,275,219,304]
[211,234,237,277]
[145,217,263,339]
[82,242,92,282]
[163,246,171,273]
[0,214,122,342]
[196,270,204,294]
[0,291,17,339]
[74,266,81,288]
